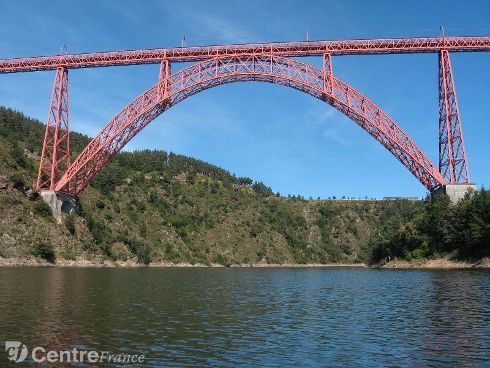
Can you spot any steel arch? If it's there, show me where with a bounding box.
[55,54,446,195]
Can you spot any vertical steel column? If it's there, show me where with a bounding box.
[438,49,469,183]
[158,59,171,103]
[323,52,333,94]
[36,66,70,191]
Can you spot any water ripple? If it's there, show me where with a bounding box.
[0,267,489,367]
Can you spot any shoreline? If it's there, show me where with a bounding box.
[0,257,489,269]
[380,257,490,269]
[0,257,366,268]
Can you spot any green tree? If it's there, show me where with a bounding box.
[238,177,253,185]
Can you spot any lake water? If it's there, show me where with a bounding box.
[0,267,489,367]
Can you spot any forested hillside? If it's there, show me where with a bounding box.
[369,189,489,262]
[0,106,487,266]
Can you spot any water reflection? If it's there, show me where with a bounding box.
[422,271,490,365]
[0,267,489,366]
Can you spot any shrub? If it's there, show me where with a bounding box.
[214,253,231,267]
[77,200,90,218]
[10,143,29,169]
[165,245,180,262]
[9,173,25,190]
[187,172,196,185]
[110,242,132,262]
[406,246,431,261]
[0,195,21,207]
[87,217,112,246]
[34,201,52,219]
[252,182,273,197]
[62,249,76,261]
[137,244,152,265]
[124,238,152,265]
[65,213,76,234]
[31,242,55,262]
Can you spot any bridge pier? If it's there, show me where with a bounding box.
[432,183,477,204]
[40,190,78,223]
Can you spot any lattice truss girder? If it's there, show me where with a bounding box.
[1,36,490,73]
[55,54,445,195]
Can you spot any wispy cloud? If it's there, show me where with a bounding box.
[304,101,352,144]
[183,12,259,43]
[322,127,347,144]
[119,94,244,153]
[159,2,260,44]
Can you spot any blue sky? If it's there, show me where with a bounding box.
[0,0,489,198]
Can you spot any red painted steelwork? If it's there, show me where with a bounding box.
[54,55,445,195]
[1,36,489,73]
[36,67,70,190]
[438,50,470,183]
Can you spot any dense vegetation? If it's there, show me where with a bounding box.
[0,106,487,265]
[370,189,489,262]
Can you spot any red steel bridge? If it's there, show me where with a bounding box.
[1,35,489,197]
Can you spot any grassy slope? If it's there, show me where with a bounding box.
[0,106,425,265]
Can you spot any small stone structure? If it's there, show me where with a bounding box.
[40,190,79,223]
[433,184,477,204]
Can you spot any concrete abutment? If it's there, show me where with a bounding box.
[40,190,79,224]
[432,183,478,204]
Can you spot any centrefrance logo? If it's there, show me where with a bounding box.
[5,341,28,363]
[4,341,146,364]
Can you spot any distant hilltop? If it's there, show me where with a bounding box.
[383,196,420,201]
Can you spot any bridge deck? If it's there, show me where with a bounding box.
[1,36,490,73]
